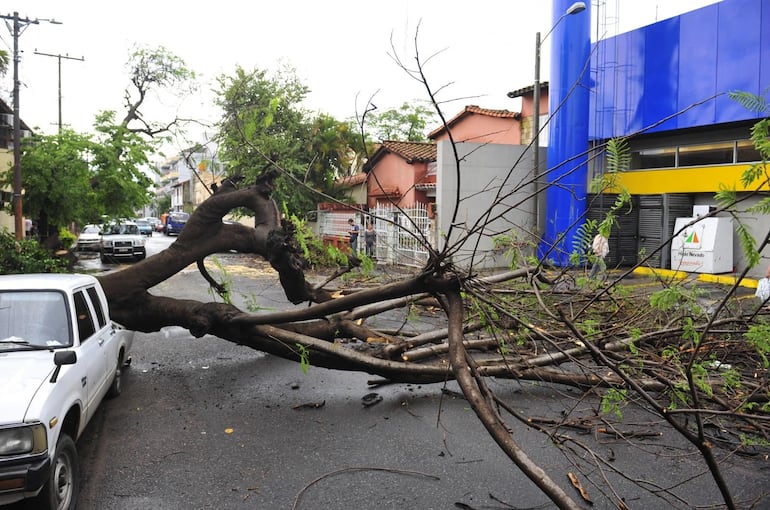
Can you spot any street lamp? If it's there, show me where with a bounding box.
[532,1,585,235]
[1,12,62,240]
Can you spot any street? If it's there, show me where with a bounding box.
[9,238,770,509]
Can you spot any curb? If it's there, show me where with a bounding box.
[632,267,759,289]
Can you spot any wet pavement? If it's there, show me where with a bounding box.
[62,253,770,510]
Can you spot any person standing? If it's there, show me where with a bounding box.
[589,232,609,279]
[348,218,360,254]
[364,222,376,257]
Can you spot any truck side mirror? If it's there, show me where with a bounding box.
[50,350,77,383]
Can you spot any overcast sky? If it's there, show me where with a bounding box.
[3,0,720,146]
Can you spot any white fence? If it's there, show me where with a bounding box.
[370,203,432,267]
[317,203,433,267]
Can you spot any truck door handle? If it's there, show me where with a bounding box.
[81,377,87,387]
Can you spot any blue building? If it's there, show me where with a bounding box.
[544,0,769,276]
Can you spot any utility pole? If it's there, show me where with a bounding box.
[1,12,61,240]
[34,51,84,132]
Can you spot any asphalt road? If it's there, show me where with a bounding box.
[12,237,770,509]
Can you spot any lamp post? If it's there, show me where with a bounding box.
[1,12,61,240]
[533,1,585,236]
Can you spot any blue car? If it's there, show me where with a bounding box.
[164,212,189,235]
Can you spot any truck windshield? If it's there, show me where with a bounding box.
[0,291,71,350]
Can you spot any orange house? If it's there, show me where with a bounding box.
[363,140,437,211]
[428,105,522,145]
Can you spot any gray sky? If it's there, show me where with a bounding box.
[3,0,720,147]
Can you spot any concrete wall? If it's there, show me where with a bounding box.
[436,141,536,269]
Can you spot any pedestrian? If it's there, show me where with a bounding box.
[364,222,376,257]
[24,218,32,239]
[348,218,360,254]
[756,263,770,306]
[588,232,609,280]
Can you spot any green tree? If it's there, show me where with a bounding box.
[366,101,435,142]
[0,49,8,75]
[2,127,153,246]
[215,65,359,216]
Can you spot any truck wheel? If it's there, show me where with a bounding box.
[35,434,79,510]
[107,354,123,398]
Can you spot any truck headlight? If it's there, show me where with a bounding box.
[102,240,113,248]
[0,423,47,455]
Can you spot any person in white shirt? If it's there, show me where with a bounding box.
[589,233,609,279]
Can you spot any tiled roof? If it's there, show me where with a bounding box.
[428,105,521,139]
[364,140,437,171]
[506,82,549,99]
[335,172,367,187]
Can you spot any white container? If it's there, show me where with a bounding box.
[670,217,733,273]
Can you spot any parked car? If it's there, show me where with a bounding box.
[164,212,189,236]
[144,217,161,232]
[0,273,134,510]
[134,219,153,237]
[100,221,146,263]
[75,224,102,251]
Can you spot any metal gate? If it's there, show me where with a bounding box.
[370,203,432,267]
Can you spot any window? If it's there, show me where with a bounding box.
[678,141,734,166]
[737,139,762,163]
[73,291,95,341]
[630,138,762,170]
[632,148,676,169]
[0,291,70,347]
[86,287,106,329]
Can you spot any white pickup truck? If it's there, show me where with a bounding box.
[0,274,134,510]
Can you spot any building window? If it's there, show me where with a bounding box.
[632,147,676,169]
[631,138,762,170]
[737,139,762,163]
[677,141,734,167]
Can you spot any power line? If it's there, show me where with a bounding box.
[34,50,85,131]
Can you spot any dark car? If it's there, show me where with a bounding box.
[165,212,189,235]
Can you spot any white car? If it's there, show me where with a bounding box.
[74,224,102,252]
[0,274,134,510]
[100,221,146,263]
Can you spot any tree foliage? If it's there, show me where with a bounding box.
[214,65,361,216]
[0,230,66,273]
[120,45,197,135]
[365,101,436,142]
[2,127,154,240]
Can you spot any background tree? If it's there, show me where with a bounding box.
[0,49,8,74]
[1,126,154,247]
[120,45,197,136]
[365,101,435,141]
[215,65,362,216]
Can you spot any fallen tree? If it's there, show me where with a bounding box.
[95,167,770,510]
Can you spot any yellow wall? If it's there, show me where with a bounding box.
[613,164,769,194]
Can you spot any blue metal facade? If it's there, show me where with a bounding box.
[590,0,769,140]
[544,0,770,265]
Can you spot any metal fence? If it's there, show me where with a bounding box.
[370,203,432,267]
[317,203,433,267]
